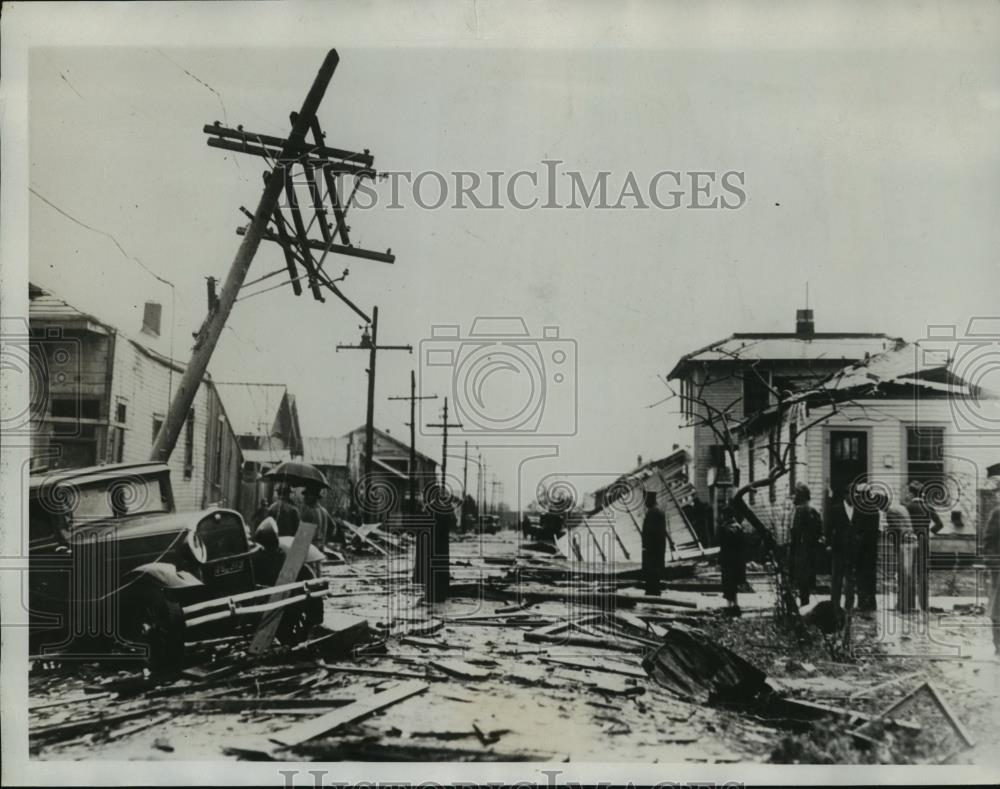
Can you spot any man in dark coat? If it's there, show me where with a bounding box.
[905,480,944,612]
[718,504,746,615]
[853,485,882,612]
[826,482,863,610]
[641,490,667,596]
[789,483,824,606]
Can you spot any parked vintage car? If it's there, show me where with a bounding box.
[28,461,327,668]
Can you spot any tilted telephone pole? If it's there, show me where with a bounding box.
[151,49,394,462]
[337,306,411,520]
[388,370,437,514]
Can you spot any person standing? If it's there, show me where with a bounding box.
[268,484,301,538]
[641,490,667,596]
[983,498,1000,657]
[788,483,824,606]
[906,480,944,612]
[880,497,916,613]
[718,504,747,616]
[854,485,882,613]
[826,482,862,610]
[299,487,335,550]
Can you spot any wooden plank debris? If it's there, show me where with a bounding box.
[31,708,157,743]
[318,661,426,680]
[248,520,318,656]
[105,712,173,741]
[430,659,493,681]
[539,655,647,679]
[267,680,429,747]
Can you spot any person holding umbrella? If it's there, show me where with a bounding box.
[267,483,300,538]
[265,461,331,541]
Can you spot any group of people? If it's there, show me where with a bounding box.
[789,479,943,615]
[256,483,341,549]
[640,479,947,618]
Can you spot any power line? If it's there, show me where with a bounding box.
[29,186,175,291]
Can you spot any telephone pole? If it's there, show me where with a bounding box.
[388,370,437,514]
[152,50,394,462]
[491,477,501,517]
[337,305,411,520]
[425,397,463,490]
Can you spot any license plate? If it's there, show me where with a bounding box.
[214,558,245,577]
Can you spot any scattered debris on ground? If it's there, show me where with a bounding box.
[28,530,1000,764]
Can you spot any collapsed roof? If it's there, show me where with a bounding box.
[555,450,715,566]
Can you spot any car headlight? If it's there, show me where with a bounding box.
[185,529,208,563]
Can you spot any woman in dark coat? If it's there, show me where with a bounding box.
[718,504,746,615]
[789,483,824,606]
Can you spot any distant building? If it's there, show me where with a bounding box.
[341,425,438,518]
[214,382,304,523]
[28,284,242,512]
[302,436,350,515]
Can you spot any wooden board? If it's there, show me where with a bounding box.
[248,521,318,656]
[429,659,493,681]
[267,680,429,747]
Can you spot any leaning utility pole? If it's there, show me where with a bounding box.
[337,306,411,520]
[151,49,393,462]
[388,370,437,514]
[425,397,463,490]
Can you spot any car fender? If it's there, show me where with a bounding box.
[125,562,203,590]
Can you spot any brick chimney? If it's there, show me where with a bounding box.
[796,308,814,337]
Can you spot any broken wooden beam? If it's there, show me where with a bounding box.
[267,679,429,747]
[429,659,493,681]
[248,521,318,656]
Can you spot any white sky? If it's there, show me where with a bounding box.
[20,2,1000,508]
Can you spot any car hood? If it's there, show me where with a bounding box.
[68,507,230,539]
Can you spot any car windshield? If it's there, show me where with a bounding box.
[68,476,171,525]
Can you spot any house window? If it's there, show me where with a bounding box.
[906,425,944,487]
[108,427,125,463]
[743,371,771,416]
[152,415,164,444]
[51,398,101,420]
[183,409,195,480]
[116,400,127,424]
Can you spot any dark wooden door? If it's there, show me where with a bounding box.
[829,430,868,501]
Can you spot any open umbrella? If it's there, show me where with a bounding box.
[264,460,329,490]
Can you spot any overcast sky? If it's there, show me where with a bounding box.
[24,4,1000,507]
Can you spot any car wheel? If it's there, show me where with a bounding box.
[124,583,186,670]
